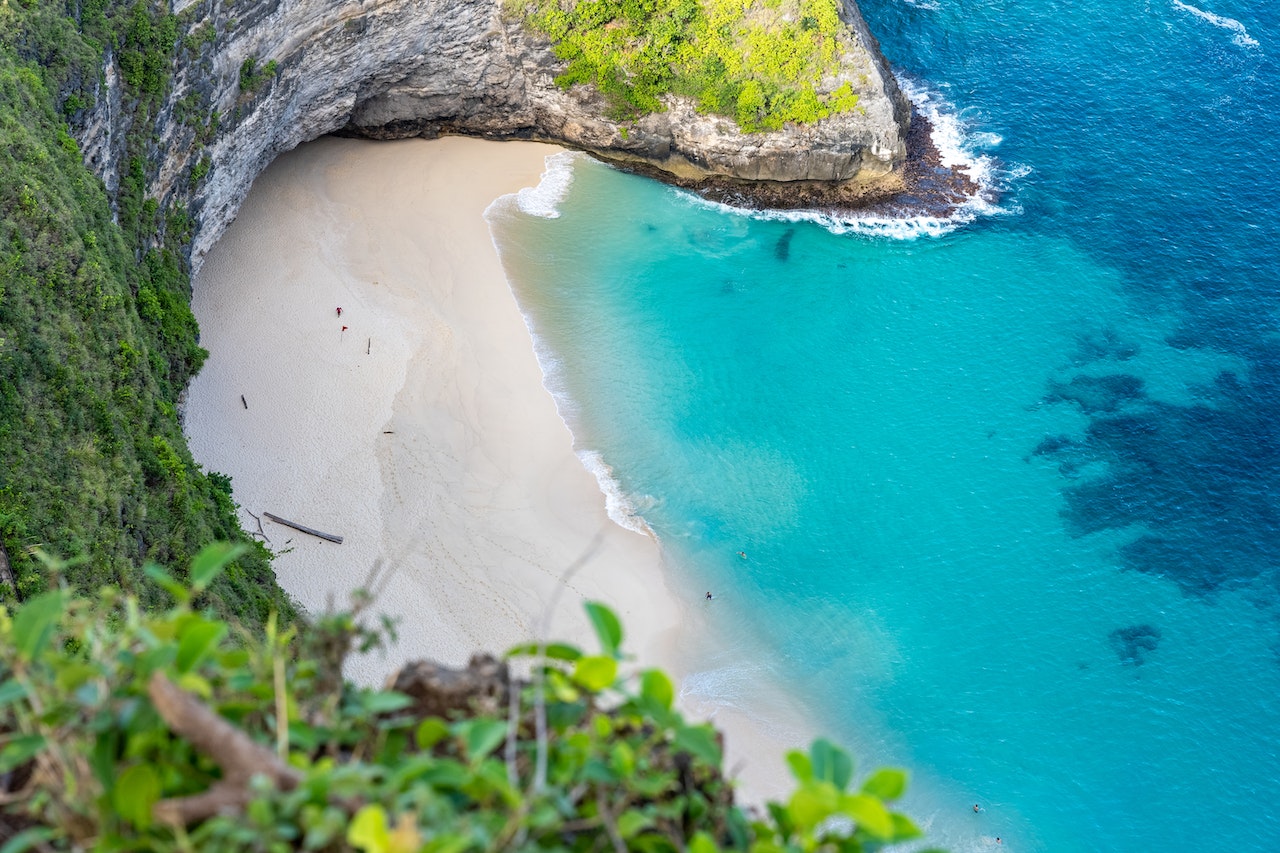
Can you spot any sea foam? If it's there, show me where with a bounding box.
[575,449,657,538]
[1172,1,1260,48]
[514,151,580,218]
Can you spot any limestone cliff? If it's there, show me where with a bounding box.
[74,0,910,269]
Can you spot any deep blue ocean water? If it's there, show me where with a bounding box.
[488,1,1280,849]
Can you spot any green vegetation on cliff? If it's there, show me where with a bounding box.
[0,550,935,851]
[0,0,291,623]
[507,0,861,130]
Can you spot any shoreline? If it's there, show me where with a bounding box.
[184,136,679,670]
[183,135,813,804]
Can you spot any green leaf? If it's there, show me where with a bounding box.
[361,690,413,715]
[839,792,894,840]
[640,668,674,710]
[420,759,469,790]
[0,828,57,853]
[811,738,853,790]
[144,563,190,604]
[889,812,923,841]
[288,721,320,751]
[766,801,793,839]
[54,661,98,695]
[618,809,652,840]
[610,741,635,777]
[689,831,719,853]
[0,735,45,773]
[546,667,581,703]
[0,679,28,710]
[427,834,471,853]
[861,767,908,801]
[674,723,722,767]
[458,719,508,762]
[785,749,813,783]
[573,655,618,691]
[744,842,785,853]
[348,804,390,853]
[416,717,449,750]
[113,764,161,828]
[12,589,65,662]
[584,601,623,657]
[188,542,247,593]
[91,731,120,793]
[788,782,837,831]
[175,618,227,673]
[505,641,582,661]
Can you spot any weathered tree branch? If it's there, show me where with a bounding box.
[147,672,302,825]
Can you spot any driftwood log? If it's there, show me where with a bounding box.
[262,512,343,544]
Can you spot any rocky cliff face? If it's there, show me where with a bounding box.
[76,0,909,270]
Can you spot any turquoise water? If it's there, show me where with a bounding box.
[488,1,1280,849]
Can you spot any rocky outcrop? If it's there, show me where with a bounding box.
[75,0,910,270]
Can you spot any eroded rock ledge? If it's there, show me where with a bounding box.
[77,0,913,269]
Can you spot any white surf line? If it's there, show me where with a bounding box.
[1172,1,1260,48]
[513,150,581,218]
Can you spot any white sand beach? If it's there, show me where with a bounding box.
[183,135,811,803]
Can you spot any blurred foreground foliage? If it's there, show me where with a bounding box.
[0,546,939,852]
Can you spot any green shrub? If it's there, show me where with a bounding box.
[512,0,860,130]
[239,56,279,93]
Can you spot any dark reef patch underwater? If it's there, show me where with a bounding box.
[1109,624,1162,666]
[1042,353,1280,597]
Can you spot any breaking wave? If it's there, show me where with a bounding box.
[1172,1,1260,48]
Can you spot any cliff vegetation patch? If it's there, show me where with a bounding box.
[507,0,861,130]
[0,0,292,624]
